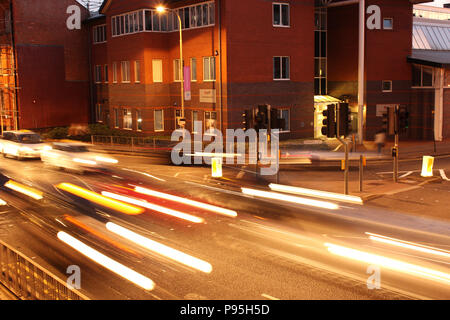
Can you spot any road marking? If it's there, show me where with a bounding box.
[122,168,166,182]
[261,293,280,300]
[399,171,413,179]
[439,169,450,181]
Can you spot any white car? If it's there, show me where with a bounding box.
[0,130,49,160]
[40,142,118,173]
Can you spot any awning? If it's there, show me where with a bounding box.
[407,49,450,68]
[314,95,342,104]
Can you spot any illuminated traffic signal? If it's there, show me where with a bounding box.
[398,106,409,131]
[242,110,253,131]
[338,103,352,137]
[321,105,336,138]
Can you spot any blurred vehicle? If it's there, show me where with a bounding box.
[0,130,49,160]
[40,141,118,173]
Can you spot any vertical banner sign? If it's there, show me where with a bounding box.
[184,66,191,101]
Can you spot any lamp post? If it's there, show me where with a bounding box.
[157,6,185,129]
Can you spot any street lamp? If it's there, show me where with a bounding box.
[156,6,185,129]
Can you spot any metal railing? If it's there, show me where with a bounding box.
[0,239,89,300]
[91,135,174,151]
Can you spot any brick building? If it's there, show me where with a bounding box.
[0,0,91,132]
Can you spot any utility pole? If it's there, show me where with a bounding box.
[336,103,349,195]
[393,105,399,183]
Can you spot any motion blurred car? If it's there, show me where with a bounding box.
[40,141,118,173]
[0,130,49,160]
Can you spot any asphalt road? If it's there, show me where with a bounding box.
[0,153,449,300]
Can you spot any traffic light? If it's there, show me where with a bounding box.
[242,110,253,131]
[255,105,269,130]
[382,107,395,136]
[321,105,336,138]
[338,103,352,137]
[398,106,409,131]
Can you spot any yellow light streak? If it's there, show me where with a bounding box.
[241,188,339,210]
[5,180,43,200]
[106,222,212,273]
[57,231,154,290]
[134,186,237,218]
[325,243,450,285]
[101,191,204,223]
[269,184,363,205]
[56,183,144,215]
[366,232,450,259]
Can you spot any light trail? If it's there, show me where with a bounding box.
[366,232,450,259]
[269,184,363,205]
[57,231,155,290]
[106,222,212,273]
[134,186,237,218]
[325,243,450,285]
[101,191,204,224]
[241,188,339,210]
[5,180,43,200]
[56,183,144,215]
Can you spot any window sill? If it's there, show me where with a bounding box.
[273,78,290,81]
[273,24,290,28]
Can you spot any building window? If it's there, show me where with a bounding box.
[174,59,183,82]
[383,18,393,30]
[152,59,163,83]
[95,65,102,83]
[154,110,164,131]
[123,108,132,129]
[134,61,141,83]
[273,3,290,27]
[137,110,143,131]
[314,6,327,95]
[95,104,103,122]
[382,80,392,92]
[412,65,434,88]
[114,108,119,128]
[93,24,107,43]
[192,110,200,133]
[104,65,108,83]
[121,61,130,83]
[203,57,216,81]
[279,109,290,132]
[175,109,182,129]
[205,111,217,133]
[191,58,197,81]
[273,56,290,80]
[112,62,118,83]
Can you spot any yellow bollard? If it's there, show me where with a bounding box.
[421,156,434,177]
[212,157,223,178]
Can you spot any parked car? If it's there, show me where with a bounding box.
[0,130,49,160]
[40,141,118,173]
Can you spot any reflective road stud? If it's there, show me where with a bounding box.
[421,156,434,177]
[212,157,223,178]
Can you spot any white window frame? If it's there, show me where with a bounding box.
[95,65,102,83]
[190,58,197,82]
[112,62,118,83]
[273,3,290,28]
[174,59,183,82]
[192,110,200,133]
[278,109,290,133]
[93,24,107,43]
[383,18,393,30]
[152,59,163,83]
[113,108,120,128]
[134,61,141,83]
[273,56,290,81]
[204,111,217,134]
[121,61,130,83]
[123,108,133,130]
[154,110,164,132]
[203,56,216,82]
[412,65,435,89]
[382,80,393,92]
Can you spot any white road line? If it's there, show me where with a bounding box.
[440,169,450,181]
[261,293,280,300]
[399,171,413,179]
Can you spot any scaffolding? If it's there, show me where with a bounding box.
[0,45,17,133]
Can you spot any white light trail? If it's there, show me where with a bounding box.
[73,158,97,165]
[101,191,204,224]
[269,184,363,205]
[325,243,450,285]
[95,156,118,164]
[57,231,155,290]
[241,188,339,210]
[366,232,450,259]
[134,186,237,218]
[106,222,212,273]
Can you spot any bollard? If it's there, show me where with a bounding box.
[211,157,222,178]
[421,156,434,177]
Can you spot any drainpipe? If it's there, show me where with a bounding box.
[434,68,444,142]
[217,0,223,134]
[357,0,365,144]
[10,0,19,130]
